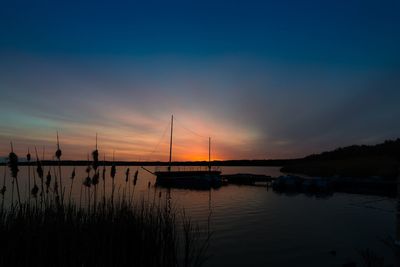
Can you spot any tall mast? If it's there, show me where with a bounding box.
[168,115,174,171]
[208,137,211,171]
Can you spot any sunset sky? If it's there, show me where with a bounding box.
[1,0,400,161]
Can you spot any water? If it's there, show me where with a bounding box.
[1,165,396,266]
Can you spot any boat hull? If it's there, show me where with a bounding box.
[155,171,222,189]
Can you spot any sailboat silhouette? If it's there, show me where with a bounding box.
[154,115,222,189]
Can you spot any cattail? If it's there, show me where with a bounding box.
[130,169,139,204]
[86,165,91,174]
[92,150,99,167]
[148,181,151,189]
[8,148,19,179]
[92,171,99,186]
[92,133,99,171]
[45,170,51,193]
[83,176,92,188]
[55,132,62,160]
[92,170,99,211]
[55,132,64,205]
[133,170,138,186]
[111,165,116,179]
[159,191,162,198]
[31,184,39,198]
[71,168,76,179]
[8,142,21,206]
[27,149,31,162]
[125,168,130,183]
[35,147,45,206]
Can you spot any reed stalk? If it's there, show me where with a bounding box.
[55,132,63,205]
[91,135,99,212]
[125,168,130,203]
[31,165,39,209]
[34,147,45,209]
[52,164,60,207]
[110,151,116,208]
[1,164,6,211]
[8,142,21,207]
[69,167,75,205]
[102,155,106,209]
[84,154,92,211]
[11,180,14,208]
[45,170,51,199]
[27,148,31,204]
[131,169,138,204]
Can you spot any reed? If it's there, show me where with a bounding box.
[31,166,39,208]
[55,131,64,205]
[0,196,210,267]
[131,169,139,204]
[45,169,51,204]
[27,148,31,203]
[1,165,6,211]
[110,151,116,207]
[0,135,211,267]
[84,156,92,212]
[92,134,100,211]
[34,147,44,208]
[8,142,21,206]
[124,167,130,203]
[102,154,106,208]
[69,167,76,205]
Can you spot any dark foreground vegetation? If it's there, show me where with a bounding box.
[0,200,209,267]
[281,139,400,178]
[0,136,209,267]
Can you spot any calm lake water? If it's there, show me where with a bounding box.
[2,165,396,266]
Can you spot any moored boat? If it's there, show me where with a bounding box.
[154,115,222,188]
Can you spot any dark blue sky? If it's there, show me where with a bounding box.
[0,0,399,160]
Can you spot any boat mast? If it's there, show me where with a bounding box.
[208,137,211,172]
[168,115,174,171]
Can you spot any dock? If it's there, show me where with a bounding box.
[222,173,273,185]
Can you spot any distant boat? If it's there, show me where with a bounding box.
[154,115,221,189]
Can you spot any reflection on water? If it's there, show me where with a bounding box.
[1,165,396,266]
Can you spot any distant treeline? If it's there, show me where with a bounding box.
[282,139,400,178]
[0,159,296,166]
[303,138,400,161]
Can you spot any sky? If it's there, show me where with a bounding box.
[0,0,399,161]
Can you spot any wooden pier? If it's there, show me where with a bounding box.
[222,173,273,185]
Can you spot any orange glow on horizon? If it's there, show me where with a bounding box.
[0,113,262,161]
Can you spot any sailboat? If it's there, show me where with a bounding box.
[154,115,222,189]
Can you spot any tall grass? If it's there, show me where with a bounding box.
[1,140,211,267]
[0,198,206,267]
